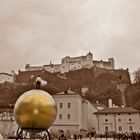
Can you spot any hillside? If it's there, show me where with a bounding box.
[0,68,131,108]
[125,83,140,110]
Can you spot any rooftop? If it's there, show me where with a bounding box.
[95,107,139,114]
[55,90,76,95]
[0,73,12,76]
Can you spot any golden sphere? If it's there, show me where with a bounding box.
[14,89,57,131]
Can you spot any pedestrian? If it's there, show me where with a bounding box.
[59,130,67,140]
[74,134,77,140]
[0,133,3,140]
[89,133,92,140]
[58,134,67,140]
[80,134,82,140]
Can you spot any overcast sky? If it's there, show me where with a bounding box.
[0,0,140,74]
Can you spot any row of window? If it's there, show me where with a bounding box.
[59,103,71,108]
[104,126,133,132]
[59,114,71,120]
[105,118,132,122]
[70,61,81,65]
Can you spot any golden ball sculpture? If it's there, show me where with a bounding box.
[14,89,57,132]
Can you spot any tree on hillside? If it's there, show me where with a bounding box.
[133,67,140,83]
[125,84,140,110]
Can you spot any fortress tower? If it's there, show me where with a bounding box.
[61,52,94,73]
[86,52,94,68]
[108,58,115,69]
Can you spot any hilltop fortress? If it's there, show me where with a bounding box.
[25,52,115,73]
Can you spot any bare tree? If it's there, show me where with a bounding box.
[133,67,140,83]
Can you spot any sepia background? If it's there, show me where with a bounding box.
[0,0,139,75]
[0,1,140,139]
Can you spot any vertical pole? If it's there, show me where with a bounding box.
[114,114,117,133]
[46,130,51,140]
[16,127,20,137]
[16,129,23,140]
[97,115,99,134]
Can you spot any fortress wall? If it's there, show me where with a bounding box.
[93,61,113,69]
[25,66,43,71]
[43,64,61,73]
[94,68,130,84]
[25,53,114,73]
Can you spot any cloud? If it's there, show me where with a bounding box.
[0,0,140,73]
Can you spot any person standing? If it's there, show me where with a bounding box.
[0,133,3,140]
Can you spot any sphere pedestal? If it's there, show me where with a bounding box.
[16,127,51,140]
[14,89,57,140]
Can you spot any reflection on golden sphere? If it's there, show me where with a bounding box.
[14,89,57,131]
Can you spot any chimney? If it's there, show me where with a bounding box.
[64,90,68,94]
[96,100,99,104]
[108,99,113,108]
[81,86,88,97]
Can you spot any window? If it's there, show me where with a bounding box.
[78,61,81,64]
[129,118,132,121]
[59,114,62,120]
[67,114,71,120]
[105,119,108,122]
[68,103,71,108]
[118,119,121,122]
[129,126,133,131]
[60,103,63,108]
[104,126,108,131]
[128,113,131,115]
[118,126,122,131]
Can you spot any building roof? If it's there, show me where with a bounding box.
[55,90,76,95]
[95,107,139,114]
[0,73,12,76]
[0,108,13,113]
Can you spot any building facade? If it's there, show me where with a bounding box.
[51,90,97,135]
[25,52,115,73]
[0,109,15,138]
[0,73,15,83]
[95,107,140,134]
